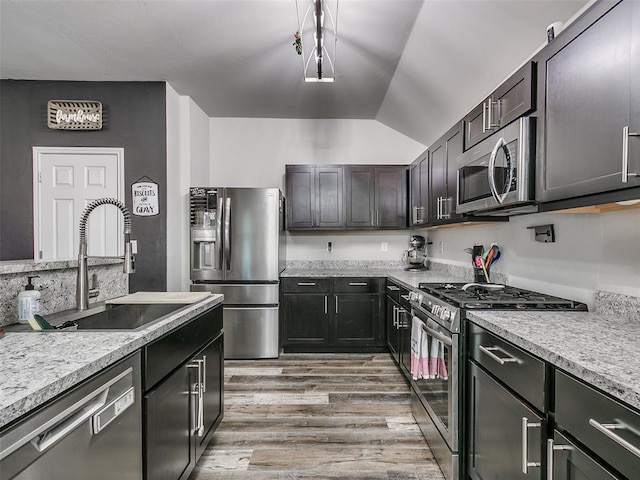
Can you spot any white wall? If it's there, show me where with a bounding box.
[166,86,211,291]
[208,117,427,262]
[209,118,426,189]
[423,208,640,309]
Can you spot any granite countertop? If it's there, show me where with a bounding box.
[0,294,224,429]
[281,268,465,289]
[467,310,640,411]
[0,258,123,275]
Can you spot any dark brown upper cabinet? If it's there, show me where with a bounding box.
[285,165,344,230]
[537,0,640,205]
[463,61,536,151]
[344,166,407,229]
[429,122,464,224]
[409,150,429,227]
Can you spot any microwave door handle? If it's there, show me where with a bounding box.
[488,137,506,204]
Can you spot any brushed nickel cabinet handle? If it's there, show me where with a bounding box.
[622,126,640,183]
[297,282,316,286]
[349,282,368,286]
[479,345,518,365]
[522,417,541,474]
[546,438,573,480]
[589,418,640,458]
[324,296,327,314]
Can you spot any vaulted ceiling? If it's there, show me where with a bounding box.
[0,0,589,146]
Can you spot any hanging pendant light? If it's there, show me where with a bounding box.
[294,0,338,82]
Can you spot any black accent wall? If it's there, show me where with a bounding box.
[0,80,167,292]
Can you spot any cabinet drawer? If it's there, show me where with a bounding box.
[385,280,401,302]
[143,305,223,391]
[281,277,332,293]
[334,277,382,293]
[468,322,546,412]
[555,371,640,480]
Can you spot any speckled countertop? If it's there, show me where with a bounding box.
[280,268,464,289]
[467,310,640,411]
[0,294,223,429]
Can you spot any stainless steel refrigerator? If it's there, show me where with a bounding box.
[189,187,285,358]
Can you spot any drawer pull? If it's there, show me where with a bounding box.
[521,417,541,473]
[479,345,519,365]
[297,282,316,286]
[387,286,400,291]
[546,439,573,480]
[589,419,640,459]
[348,282,368,286]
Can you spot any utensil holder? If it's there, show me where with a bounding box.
[473,266,490,283]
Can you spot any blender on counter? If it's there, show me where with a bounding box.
[402,235,428,271]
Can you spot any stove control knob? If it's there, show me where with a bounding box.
[432,305,440,316]
[442,309,451,321]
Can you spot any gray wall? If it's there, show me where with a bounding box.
[0,80,167,291]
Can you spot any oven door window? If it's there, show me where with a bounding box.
[415,319,453,435]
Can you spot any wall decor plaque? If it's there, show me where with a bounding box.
[47,100,103,130]
[132,177,159,216]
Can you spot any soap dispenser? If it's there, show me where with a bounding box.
[17,275,41,323]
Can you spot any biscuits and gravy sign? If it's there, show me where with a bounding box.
[47,100,103,130]
[132,180,159,217]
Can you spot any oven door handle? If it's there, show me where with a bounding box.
[420,323,452,347]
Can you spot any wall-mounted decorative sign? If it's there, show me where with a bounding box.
[47,100,103,130]
[132,176,159,216]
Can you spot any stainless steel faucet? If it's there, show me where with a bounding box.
[76,198,136,310]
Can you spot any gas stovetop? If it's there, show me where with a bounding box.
[417,283,588,311]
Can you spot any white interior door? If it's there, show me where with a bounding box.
[33,147,124,261]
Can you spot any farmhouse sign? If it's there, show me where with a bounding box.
[47,100,103,130]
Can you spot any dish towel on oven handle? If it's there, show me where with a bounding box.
[428,338,449,380]
[411,316,430,380]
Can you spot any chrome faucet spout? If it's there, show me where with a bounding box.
[76,198,135,310]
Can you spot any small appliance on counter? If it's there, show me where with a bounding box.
[402,235,428,271]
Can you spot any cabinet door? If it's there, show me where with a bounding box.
[375,167,406,228]
[286,165,315,229]
[467,362,543,480]
[282,293,330,346]
[409,153,429,226]
[493,61,535,130]
[550,431,621,480]
[429,139,447,223]
[333,293,382,346]
[195,333,224,460]
[464,101,488,151]
[386,296,400,362]
[539,0,640,202]
[398,308,411,377]
[144,364,195,480]
[316,167,344,228]
[345,167,375,228]
[444,122,464,221]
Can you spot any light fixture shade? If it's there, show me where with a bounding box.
[295,0,338,82]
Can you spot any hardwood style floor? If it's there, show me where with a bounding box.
[189,353,445,480]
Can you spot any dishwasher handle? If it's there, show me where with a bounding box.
[0,367,134,461]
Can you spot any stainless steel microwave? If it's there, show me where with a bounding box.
[456,117,536,215]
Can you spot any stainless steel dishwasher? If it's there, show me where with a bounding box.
[0,352,142,480]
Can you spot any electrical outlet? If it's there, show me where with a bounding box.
[327,241,332,252]
[381,242,388,252]
[438,241,444,254]
[131,240,138,254]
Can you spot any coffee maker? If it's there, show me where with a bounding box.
[402,235,428,271]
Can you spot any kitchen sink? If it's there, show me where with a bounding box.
[37,303,190,331]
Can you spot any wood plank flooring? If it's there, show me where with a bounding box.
[189,353,445,480]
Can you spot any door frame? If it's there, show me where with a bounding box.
[32,146,125,260]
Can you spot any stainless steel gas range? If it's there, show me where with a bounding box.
[408,282,587,480]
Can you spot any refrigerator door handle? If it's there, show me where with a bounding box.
[224,197,231,271]
[216,196,224,270]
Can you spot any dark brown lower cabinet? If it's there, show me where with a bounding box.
[549,431,620,480]
[281,277,384,352]
[466,362,543,480]
[143,306,224,480]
